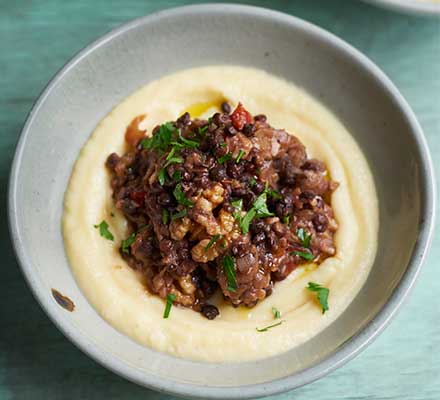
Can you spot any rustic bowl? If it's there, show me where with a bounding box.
[8,4,436,399]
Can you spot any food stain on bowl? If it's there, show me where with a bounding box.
[51,289,75,312]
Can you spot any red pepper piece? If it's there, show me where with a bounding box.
[230,103,253,131]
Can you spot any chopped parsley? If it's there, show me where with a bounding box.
[158,167,167,186]
[141,122,175,153]
[163,293,176,318]
[240,191,274,234]
[171,209,188,221]
[236,150,246,163]
[282,215,291,225]
[266,188,282,200]
[172,134,199,149]
[272,307,281,319]
[220,143,227,148]
[249,177,256,187]
[291,250,314,261]
[121,232,136,254]
[253,192,274,218]
[172,170,182,182]
[173,183,194,207]
[205,234,221,251]
[297,228,312,248]
[94,220,114,241]
[240,208,256,234]
[162,209,169,225]
[307,282,329,314]
[198,125,208,136]
[222,255,238,292]
[256,320,283,332]
[217,152,232,164]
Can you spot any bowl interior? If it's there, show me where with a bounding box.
[9,4,433,399]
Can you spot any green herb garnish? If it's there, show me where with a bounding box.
[238,189,275,234]
[172,170,182,182]
[272,307,281,319]
[256,320,283,332]
[162,209,169,225]
[198,125,208,136]
[94,220,114,241]
[220,142,227,148]
[141,122,175,153]
[163,293,176,318]
[282,215,291,225]
[171,209,188,221]
[173,183,194,207]
[222,255,238,292]
[291,250,314,261]
[121,232,136,254]
[205,234,221,251]
[253,192,274,218]
[297,228,312,248]
[158,168,167,186]
[236,150,246,163]
[307,282,329,314]
[240,208,256,234]
[218,152,232,164]
[249,177,256,187]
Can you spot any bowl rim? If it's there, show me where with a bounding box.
[8,3,436,399]
[362,0,440,15]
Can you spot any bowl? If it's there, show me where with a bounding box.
[362,0,440,15]
[8,4,436,399]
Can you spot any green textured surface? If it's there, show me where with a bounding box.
[1,1,439,399]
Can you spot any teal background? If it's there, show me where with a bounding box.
[1,1,439,399]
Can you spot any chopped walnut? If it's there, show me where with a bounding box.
[192,238,222,263]
[169,217,192,240]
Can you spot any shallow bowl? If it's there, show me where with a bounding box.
[8,4,436,399]
[362,0,440,15]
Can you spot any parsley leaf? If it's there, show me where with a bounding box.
[179,135,199,148]
[253,192,274,218]
[240,208,256,234]
[267,188,282,200]
[172,170,182,182]
[291,250,314,261]
[249,177,256,187]
[218,152,232,164]
[272,307,281,319]
[94,220,114,241]
[173,183,194,207]
[282,215,291,225]
[222,256,238,292]
[171,209,187,221]
[162,209,169,225]
[141,122,175,153]
[256,320,283,332]
[205,234,221,251]
[158,168,167,186]
[307,282,329,314]
[163,293,176,318]
[297,228,312,248]
[121,232,136,254]
[236,150,246,163]
[198,125,208,136]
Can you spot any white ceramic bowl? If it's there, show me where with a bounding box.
[362,0,440,15]
[8,4,436,399]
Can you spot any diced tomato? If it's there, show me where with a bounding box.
[230,103,253,130]
[129,190,146,204]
